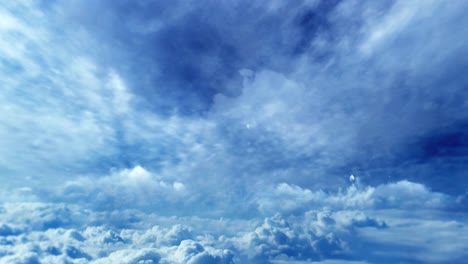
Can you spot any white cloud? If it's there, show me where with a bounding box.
[107,71,132,115]
[121,165,153,182]
[42,166,189,211]
[0,195,467,263]
[0,3,121,182]
[257,178,452,215]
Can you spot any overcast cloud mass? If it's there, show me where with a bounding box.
[1,0,467,263]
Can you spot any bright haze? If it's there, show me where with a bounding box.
[1,1,467,263]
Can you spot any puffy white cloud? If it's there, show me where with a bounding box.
[41,166,189,211]
[257,179,452,215]
[230,214,344,262]
[162,239,234,264]
[1,168,465,263]
[0,192,467,263]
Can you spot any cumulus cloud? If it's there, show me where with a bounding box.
[0,204,236,263]
[1,195,466,263]
[0,177,457,264]
[256,179,452,215]
[40,166,188,212]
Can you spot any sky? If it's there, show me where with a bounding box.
[0,0,467,263]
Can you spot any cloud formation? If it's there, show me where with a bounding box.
[256,178,453,215]
[1,179,467,263]
[1,0,468,263]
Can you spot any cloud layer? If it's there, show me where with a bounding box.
[1,178,467,263]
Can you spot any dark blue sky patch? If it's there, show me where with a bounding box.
[291,0,341,56]
[421,126,468,159]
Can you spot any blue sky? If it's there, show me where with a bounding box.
[0,0,467,263]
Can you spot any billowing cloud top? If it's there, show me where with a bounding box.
[0,0,467,263]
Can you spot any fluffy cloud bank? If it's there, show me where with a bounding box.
[1,205,466,263]
[1,179,467,263]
